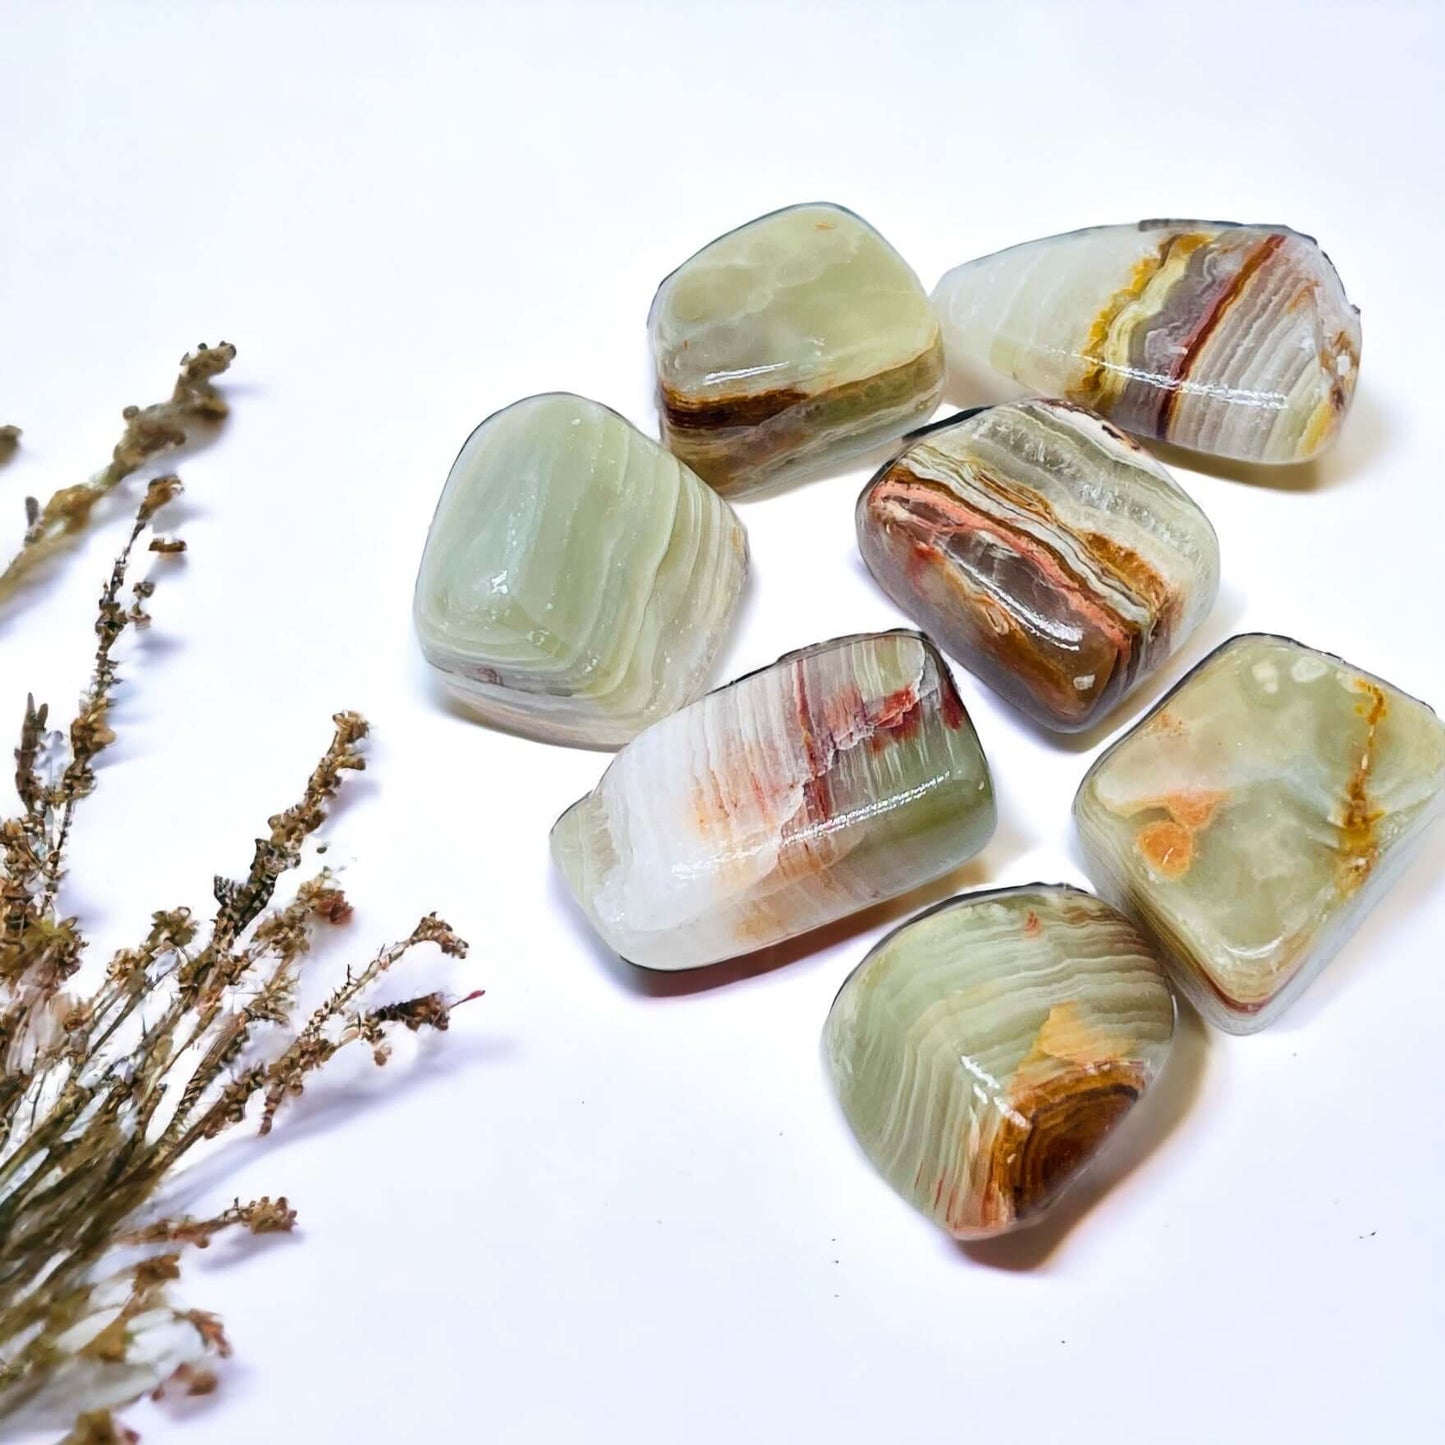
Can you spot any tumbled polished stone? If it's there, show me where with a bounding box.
[1075,635,1445,1033]
[413,393,748,748]
[649,203,944,496]
[858,399,1219,731]
[932,221,1360,465]
[825,885,1175,1239]
[551,631,994,970]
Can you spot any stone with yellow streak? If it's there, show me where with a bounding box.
[1074,635,1445,1032]
[931,220,1360,466]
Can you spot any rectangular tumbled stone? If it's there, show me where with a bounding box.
[858,399,1219,731]
[413,392,747,748]
[1074,635,1445,1032]
[552,631,994,970]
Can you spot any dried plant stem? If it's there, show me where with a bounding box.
[0,364,472,1437]
[0,344,234,608]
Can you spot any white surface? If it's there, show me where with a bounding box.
[1,2,1441,1441]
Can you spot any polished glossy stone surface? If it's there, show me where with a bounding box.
[825,885,1175,1239]
[649,203,944,496]
[413,393,748,748]
[858,399,1219,731]
[552,631,994,970]
[1075,635,1445,1032]
[932,221,1360,465]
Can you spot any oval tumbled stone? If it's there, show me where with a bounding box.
[932,220,1360,465]
[413,393,748,748]
[650,203,945,496]
[825,885,1175,1239]
[551,631,994,970]
[857,399,1219,731]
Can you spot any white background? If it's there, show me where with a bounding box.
[3,2,1442,1441]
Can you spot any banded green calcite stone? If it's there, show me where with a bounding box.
[858,399,1219,731]
[825,885,1175,1239]
[1075,635,1445,1033]
[649,203,945,496]
[932,221,1360,465]
[551,632,994,970]
[413,393,748,748]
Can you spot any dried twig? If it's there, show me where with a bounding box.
[0,426,18,465]
[0,363,473,1437]
[0,344,234,606]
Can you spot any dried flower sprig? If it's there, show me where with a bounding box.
[0,344,234,607]
[0,427,19,465]
[0,394,472,1437]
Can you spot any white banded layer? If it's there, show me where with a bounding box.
[413,393,748,748]
[1075,635,1445,1032]
[825,885,1175,1239]
[858,399,1219,730]
[932,221,1360,465]
[551,631,995,970]
[650,203,944,495]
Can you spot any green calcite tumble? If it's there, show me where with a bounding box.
[552,631,994,970]
[932,220,1360,465]
[1075,635,1445,1032]
[649,203,945,496]
[413,393,748,748]
[825,885,1175,1239]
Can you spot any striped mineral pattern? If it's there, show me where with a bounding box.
[857,399,1219,730]
[1075,635,1445,1032]
[413,393,747,748]
[649,203,944,496]
[825,885,1175,1239]
[932,220,1360,465]
[551,631,995,970]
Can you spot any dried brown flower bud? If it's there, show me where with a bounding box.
[308,887,353,924]
[59,1410,140,1444]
